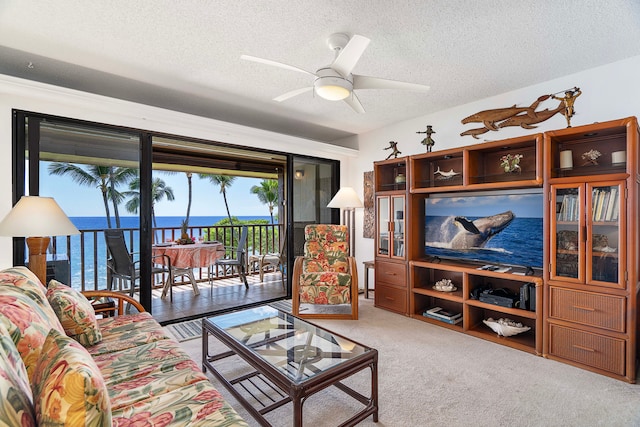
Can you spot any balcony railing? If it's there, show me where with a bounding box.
[50,223,284,292]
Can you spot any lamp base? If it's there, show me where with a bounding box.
[26,236,50,287]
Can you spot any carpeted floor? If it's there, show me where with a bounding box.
[175,297,640,427]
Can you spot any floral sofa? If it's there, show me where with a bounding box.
[0,266,247,426]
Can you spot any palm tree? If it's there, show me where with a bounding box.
[185,172,193,225]
[48,163,132,228]
[124,177,175,235]
[108,167,138,228]
[250,179,279,224]
[152,170,193,226]
[199,174,236,224]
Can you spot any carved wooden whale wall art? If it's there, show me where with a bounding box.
[460,87,581,139]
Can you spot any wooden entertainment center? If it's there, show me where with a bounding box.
[373,117,639,382]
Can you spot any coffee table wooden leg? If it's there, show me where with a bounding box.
[293,391,303,427]
[372,356,379,422]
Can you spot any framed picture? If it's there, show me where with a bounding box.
[363,171,374,239]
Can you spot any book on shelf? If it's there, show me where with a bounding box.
[425,306,462,320]
[423,311,462,325]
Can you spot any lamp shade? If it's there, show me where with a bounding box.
[327,187,364,209]
[0,196,79,237]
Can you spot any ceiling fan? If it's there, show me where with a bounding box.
[241,33,430,113]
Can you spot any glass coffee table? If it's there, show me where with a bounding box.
[202,305,378,426]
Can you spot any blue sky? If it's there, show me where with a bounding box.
[39,162,270,217]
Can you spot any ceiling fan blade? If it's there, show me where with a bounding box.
[240,55,315,76]
[331,35,370,77]
[273,86,314,102]
[353,75,430,92]
[343,92,366,114]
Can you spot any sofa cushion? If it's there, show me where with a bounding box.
[0,266,63,333]
[0,322,35,427]
[94,339,208,410]
[47,280,102,346]
[299,272,352,304]
[0,284,64,380]
[111,380,247,427]
[32,329,111,427]
[87,312,172,356]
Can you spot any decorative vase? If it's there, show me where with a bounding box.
[500,154,523,173]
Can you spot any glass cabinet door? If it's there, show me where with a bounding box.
[377,196,390,256]
[586,182,624,287]
[392,196,405,258]
[551,184,583,282]
[551,182,625,288]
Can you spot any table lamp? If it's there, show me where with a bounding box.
[327,187,363,257]
[0,196,79,286]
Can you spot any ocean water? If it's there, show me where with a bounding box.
[424,216,543,268]
[59,216,270,289]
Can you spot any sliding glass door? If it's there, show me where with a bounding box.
[291,156,339,257]
[12,110,339,322]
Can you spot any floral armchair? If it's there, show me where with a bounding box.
[291,224,358,319]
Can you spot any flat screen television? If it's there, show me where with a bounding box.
[424,188,543,269]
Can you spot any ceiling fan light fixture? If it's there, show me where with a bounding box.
[315,83,350,100]
[314,68,352,101]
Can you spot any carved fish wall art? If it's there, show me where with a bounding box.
[460,91,577,138]
[460,126,491,139]
[461,105,533,131]
[498,102,565,129]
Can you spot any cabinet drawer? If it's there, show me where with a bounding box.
[549,287,626,333]
[375,284,407,314]
[548,324,625,376]
[375,261,407,287]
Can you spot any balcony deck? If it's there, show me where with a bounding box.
[149,270,287,325]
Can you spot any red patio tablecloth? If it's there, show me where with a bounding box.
[153,242,225,269]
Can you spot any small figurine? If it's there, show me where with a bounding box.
[417,125,436,152]
[551,86,581,128]
[581,149,601,166]
[433,166,460,180]
[384,141,401,159]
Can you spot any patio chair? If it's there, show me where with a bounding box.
[104,229,174,300]
[291,224,358,320]
[248,229,286,289]
[213,226,249,289]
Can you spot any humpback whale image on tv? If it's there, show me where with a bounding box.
[424,189,543,268]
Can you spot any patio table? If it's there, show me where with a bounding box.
[153,241,224,297]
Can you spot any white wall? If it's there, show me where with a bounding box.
[339,55,640,274]
[0,75,358,268]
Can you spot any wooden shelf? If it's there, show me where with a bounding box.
[410,134,543,193]
[409,260,542,354]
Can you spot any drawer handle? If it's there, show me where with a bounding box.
[572,305,596,312]
[384,296,395,301]
[384,272,397,276]
[572,344,596,352]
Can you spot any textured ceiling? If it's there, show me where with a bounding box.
[1,1,639,146]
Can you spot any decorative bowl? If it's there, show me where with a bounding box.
[433,278,457,292]
[482,318,530,337]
